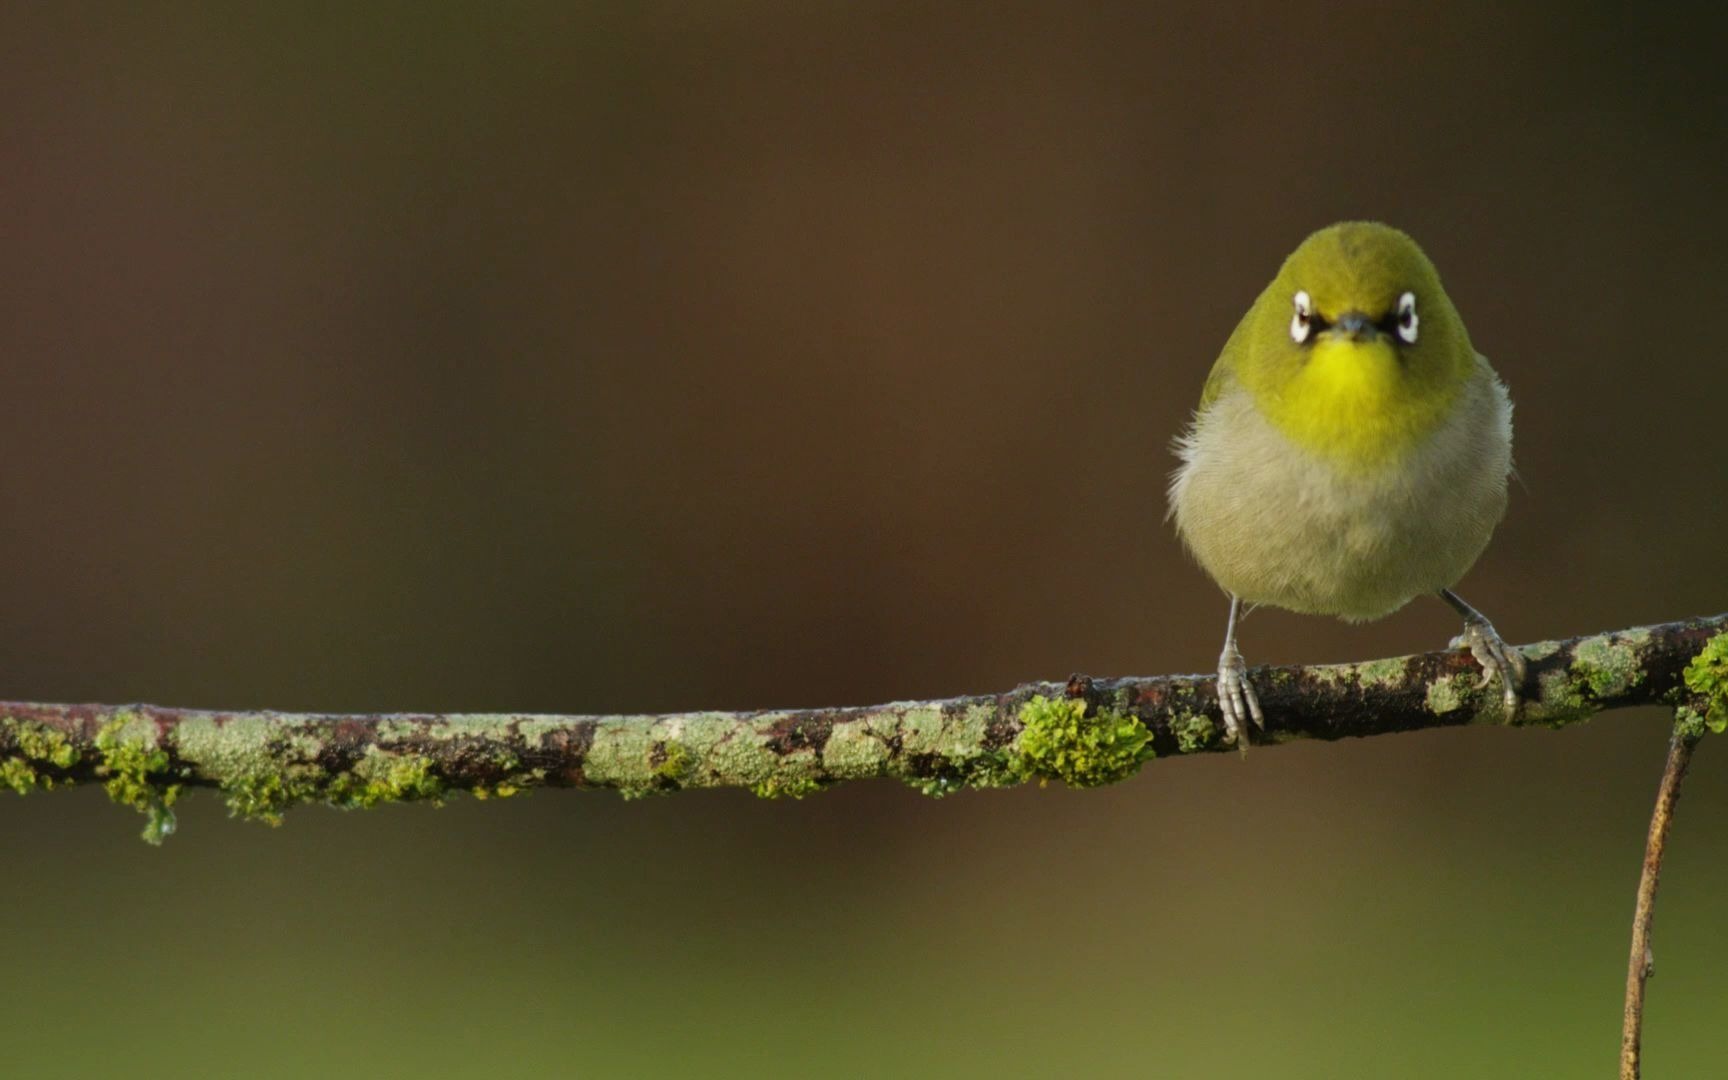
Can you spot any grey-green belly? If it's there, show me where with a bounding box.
[1169,369,1511,622]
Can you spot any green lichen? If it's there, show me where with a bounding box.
[1532,667,1589,728]
[94,715,181,844]
[654,742,695,786]
[1521,629,1657,730]
[1573,633,1648,699]
[1306,664,1353,689]
[584,713,762,798]
[170,715,334,824]
[906,749,1017,797]
[471,779,531,801]
[220,765,336,825]
[1682,633,1728,734]
[1012,695,1153,787]
[223,773,294,825]
[139,804,178,844]
[1356,657,1409,689]
[468,747,537,801]
[749,775,826,800]
[957,750,1018,791]
[897,703,1018,795]
[1168,711,1216,754]
[15,722,79,770]
[910,774,962,798]
[1,719,81,794]
[1425,674,1470,715]
[821,720,892,778]
[2,759,40,794]
[613,735,697,799]
[329,751,444,809]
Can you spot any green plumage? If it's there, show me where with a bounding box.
[1169,222,1520,742]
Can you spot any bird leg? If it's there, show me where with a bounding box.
[1216,595,1265,746]
[1439,588,1526,714]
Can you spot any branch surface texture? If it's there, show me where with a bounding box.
[1620,723,1700,1080]
[2,614,1725,841]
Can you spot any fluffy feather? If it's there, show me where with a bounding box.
[1170,354,1511,621]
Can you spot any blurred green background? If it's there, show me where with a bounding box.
[2,4,1725,1077]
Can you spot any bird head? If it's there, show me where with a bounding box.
[1237,222,1477,469]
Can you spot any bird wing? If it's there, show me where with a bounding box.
[1197,300,1257,413]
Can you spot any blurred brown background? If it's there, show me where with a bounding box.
[2,4,1725,1077]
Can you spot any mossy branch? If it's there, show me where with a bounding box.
[2,614,1724,841]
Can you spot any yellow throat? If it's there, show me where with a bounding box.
[1257,335,1459,473]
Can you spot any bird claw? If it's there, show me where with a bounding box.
[1450,614,1527,715]
[1217,645,1265,748]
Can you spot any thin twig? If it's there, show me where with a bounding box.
[1620,722,1701,1080]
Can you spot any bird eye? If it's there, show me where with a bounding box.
[1396,291,1418,344]
[1290,290,1313,344]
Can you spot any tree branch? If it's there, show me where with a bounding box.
[1620,721,1700,1080]
[2,614,1724,841]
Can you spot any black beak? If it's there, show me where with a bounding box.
[1334,311,1377,342]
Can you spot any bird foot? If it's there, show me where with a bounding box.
[1217,644,1265,748]
[1449,613,1527,715]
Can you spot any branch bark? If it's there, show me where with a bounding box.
[1,614,1723,839]
[1621,722,1702,1080]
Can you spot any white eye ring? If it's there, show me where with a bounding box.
[1290,290,1313,344]
[1396,291,1419,344]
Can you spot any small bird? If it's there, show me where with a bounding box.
[1169,222,1525,744]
